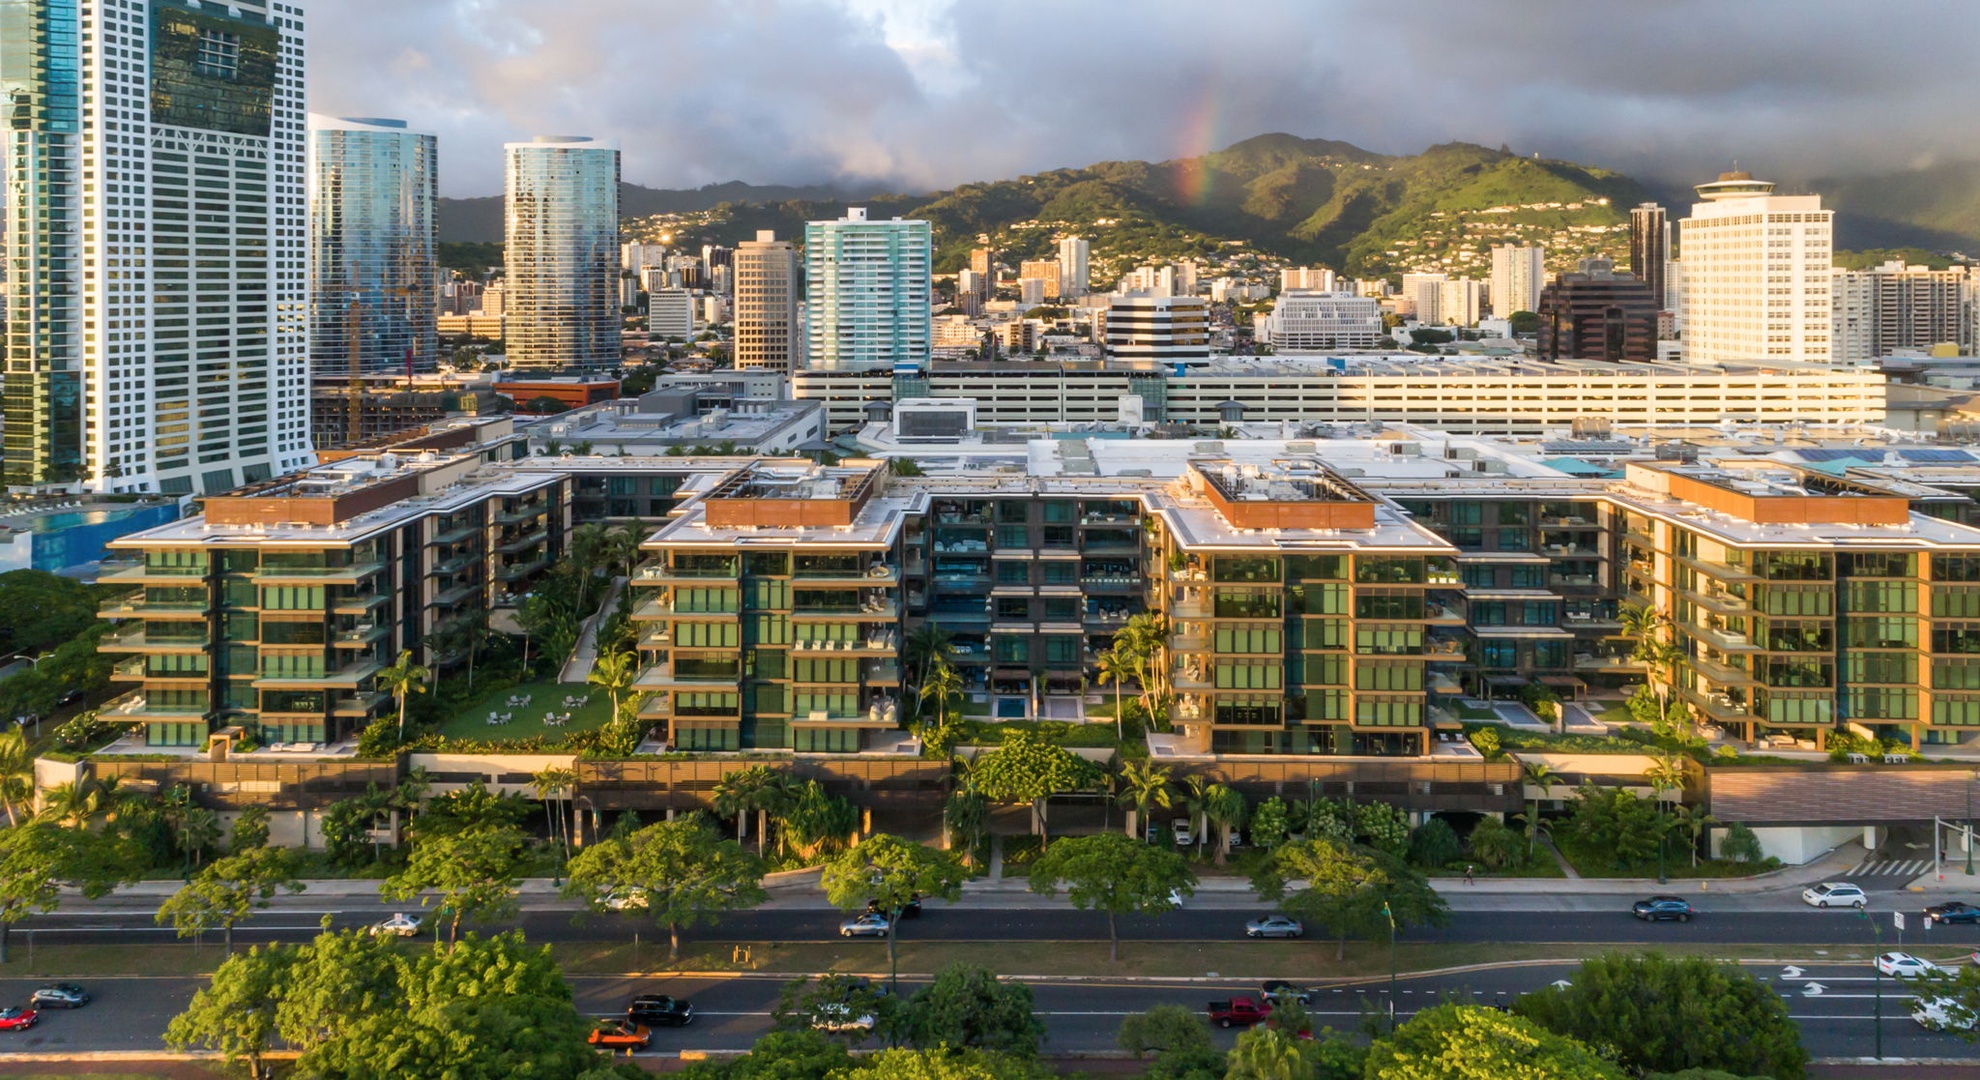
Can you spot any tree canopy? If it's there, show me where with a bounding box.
[1028,832,1196,960]
[900,963,1045,1058]
[564,813,766,961]
[1363,1003,1624,1080]
[1251,837,1448,959]
[967,729,1103,804]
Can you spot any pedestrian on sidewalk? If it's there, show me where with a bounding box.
[1464,864,1475,885]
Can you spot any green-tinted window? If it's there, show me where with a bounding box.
[1043,598,1079,622]
[1932,697,1980,726]
[753,683,788,714]
[676,726,739,751]
[1845,580,1916,614]
[1355,662,1423,691]
[676,622,738,648]
[1355,697,1423,727]
[1759,552,1832,580]
[792,726,861,752]
[1844,553,1915,578]
[676,693,739,716]
[1298,583,1349,615]
[996,561,1029,585]
[1356,557,1426,584]
[1213,557,1280,583]
[750,650,787,680]
[794,658,857,683]
[1933,659,1980,691]
[1215,625,1282,654]
[259,585,324,610]
[1849,687,1917,720]
[1297,618,1347,650]
[259,652,324,678]
[996,525,1029,549]
[1286,555,1347,581]
[744,579,790,611]
[675,588,738,613]
[1041,562,1077,585]
[793,692,857,717]
[1757,586,1831,616]
[747,614,791,645]
[1848,651,1915,684]
[1043,636,1080,665]
[1355,591,1425,620]
[1355,626,1423,655]
[1762,658,1833,688]
[1041,501,1075,524]
[1214,590,1280,618]
[1213,662,1281,690]
[1847,617,1916,649]
[1935,555,1980,582]
[998,501,1030,524]
[1765,693,1832,726]
[993,636,1028,664]
[1934,588,1980,618]
[1305,653,1348,685]
[744,552,789,576]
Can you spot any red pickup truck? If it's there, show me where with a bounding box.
[1207,997,1272,1028]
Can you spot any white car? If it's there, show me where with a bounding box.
[1172,818,1194,846]
[601,887,649,912]
[811,1002,875,1033]
[1802,882,1867,909]
[1166,888,1186,909]
[1877,952,1952,980]
[1913,995,1978,1031]
[369,912,423,937]
[839,913,890,937]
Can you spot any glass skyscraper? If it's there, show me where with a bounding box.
[308,115,438,377]
[503,136,620,371]
[0,0,314,495]
[803,208,931,370]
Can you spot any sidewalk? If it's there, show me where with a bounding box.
[1430,839,1868,897]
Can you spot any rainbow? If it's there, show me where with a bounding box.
[1171,95,1225,205]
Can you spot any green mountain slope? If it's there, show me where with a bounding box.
[1815,160,1980,254]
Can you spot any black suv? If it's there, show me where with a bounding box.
[1631,896,1696,922]
[626,994,694,1027]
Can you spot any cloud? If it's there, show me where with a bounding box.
[306,0,1980,195]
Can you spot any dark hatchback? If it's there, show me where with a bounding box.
[627,994,694,1027]
[1631,896,1696,922]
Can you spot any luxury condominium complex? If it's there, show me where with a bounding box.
[101,429,1980,761]
[1,0,314,493]
[308,115,439,376]
[504,136,622,371]
[803,209,931,371]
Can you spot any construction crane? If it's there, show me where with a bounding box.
[344,282,426,446]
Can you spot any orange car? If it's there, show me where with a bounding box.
[588,1018,651,1051]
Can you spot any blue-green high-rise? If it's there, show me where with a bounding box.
[308,115,438,376]
[804,208,931,370]
[504,136,620,371]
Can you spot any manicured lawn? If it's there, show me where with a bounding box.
[1554,834,1778,879]
[957,719,1122,748]
[436,678,616,742]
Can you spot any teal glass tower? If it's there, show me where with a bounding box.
[308,116,439,376]
[504,136,621,371]
[803,208,931,370]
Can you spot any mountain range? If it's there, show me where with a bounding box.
[437,136,1980,275]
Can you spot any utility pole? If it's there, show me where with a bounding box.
[1384,899,1398,1033]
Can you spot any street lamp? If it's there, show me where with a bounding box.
[1967,770,1977,876]
[1861,907,1884,1060]
[1384,900,1398,1033]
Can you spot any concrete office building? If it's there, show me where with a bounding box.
[308,116,438,378]
[503,136,621,371]
[649,288,696,341]
[1679,171,1833,364]
[804,209,932,371]
[1629,203,1671,308]
[1831,262,1972,365]
[1058,236,1090,297]
[1490,245,1546,317]
[1281,267,1339,294]
[0,0,315,494]
[1257,292,1385,351]
[1019,260,1062,300]
[1106,294,1209,364]
[732,233,800,373]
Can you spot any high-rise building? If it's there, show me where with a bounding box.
[1280,267,1338,294]
[1106,294,1209,364]
[503,136,621,371]
[0,0,314,494]
[804,209,932,371]
[308,116,438,379]
[1678,171,1832,364]
[1490,245,1546,316]
[1628,203,1670,308]
[1536,258,1662,363]
[1438,279,1485,327]
[1057,236,1089,297]
[1400,273,1447,323]
[1256,292,1384,351]
[968,247,994,299]
[1019,260,1062,300]
[1831,261,1972,365]
[648,288,696,341]
[733,231,799,371]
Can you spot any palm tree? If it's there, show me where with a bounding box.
[1181,774,1212,858]
[530,766,578,867]
[755,773,807,858]
[604,524,643,581]
[903,623,955,691]
[588,648,638,718]
[1115,612,1172,718]
[1117,759,1174,840]
[1202,783,1247,865]
[40,779,101,828]
[569,522,610,610]
[712,765,774,843]
[1619,603,1682,711]
[378,649,430,740]
[0,728,33,827]
[944,781,989,867]
[1645,752,1688,808]
[1517,759,1559,859]
[1676,803,1718,868]
[1094,646,1131,740]
[917,656,964,730]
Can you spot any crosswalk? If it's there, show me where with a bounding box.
[1845,857,1932,878]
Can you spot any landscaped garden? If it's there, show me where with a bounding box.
[434,679,614,743]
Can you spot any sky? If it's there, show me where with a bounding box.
[309,0,1980,197]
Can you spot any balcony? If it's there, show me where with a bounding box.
[493,526,549,555]
[1425,603,1465,625]
[1689,622,1761,653]
[793,634,899,654]
[494,503,550,526]
[862,660,902,684]
[633,664,742,690]
[99,562,207,585]
[253,561,386,585]
[430,579,481,608]
[332,690,391,717]
[1170,664,1214,691]
[431,551,480,578]
[97,592,208,618]
[1170,595,1212,619]
[793,559,897,585]
[252,659,383,689]
[331,588,392,613]
[102,690,208,721]
[333,624,389,648]
[1690,654,1760,688]
[1574,651,1644,672]
[1679,585,1753,617]
[794,599,898,620]
[1423,639,1466,661]
[495,556,553,583]
[427,521,483,546]
[99,627,208,654]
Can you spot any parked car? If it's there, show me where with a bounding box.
[1877,952,1951,980]
[1167,888,1186,909]
[0,1007,36,1032]
[1245,915,1305,939]
[840,913,890,937]
[1631,896,1696,922]
[1207,997,1272,1028]
[1172,818,1194,846]
[369,912,423,937]
[1914,995,1979,1031]
[1225,829,1246,852]
[811,1002,875,1033]
[1261,980,1314,1005]
[1802,882,1867,909]
[587,1018,651,1050]
[1927,901,1980,925]
[626,995,693,1027]
[602,887,649,912]
[1145,820,1162,844]
[29,984,88,1009]
[866,895,922,918]
[55,689,86,708]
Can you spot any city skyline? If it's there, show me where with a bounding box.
[307,1,1980,198]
